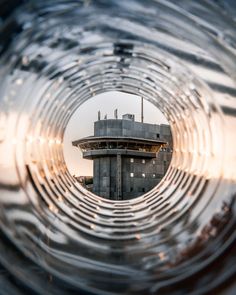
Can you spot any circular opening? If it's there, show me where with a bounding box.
[0,1,235,294]
[63,91,172,200]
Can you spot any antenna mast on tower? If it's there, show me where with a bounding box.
[141,96,144,123]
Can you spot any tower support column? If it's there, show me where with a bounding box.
[116,154,122,200]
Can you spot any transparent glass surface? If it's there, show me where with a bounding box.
[0,1,236,294]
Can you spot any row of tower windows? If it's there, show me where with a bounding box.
[130,172,157,178]
[130,158,156,164]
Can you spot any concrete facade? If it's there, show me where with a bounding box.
[72,114,172,200]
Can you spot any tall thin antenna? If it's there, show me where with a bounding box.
[141,96,144,123]
[98,110,101,121]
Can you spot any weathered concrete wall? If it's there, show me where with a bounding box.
[94,119,165,140]
[92,117,172,200]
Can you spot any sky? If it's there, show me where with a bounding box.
[63,91,168,176]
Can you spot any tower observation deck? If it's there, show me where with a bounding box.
[72,114,172,200]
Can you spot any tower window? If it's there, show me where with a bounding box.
[130,187,133,192]
[142,188,145,192]
[156,133,160,138]
[142,173,145,178]
[153,173,156,178]
[130,173,134,178]
[130,158,134,163]
[142,159,145,164]
[152,160,156,165]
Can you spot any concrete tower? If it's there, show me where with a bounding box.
[72,114,172,200]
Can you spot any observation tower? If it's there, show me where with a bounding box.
[72,112,172,200]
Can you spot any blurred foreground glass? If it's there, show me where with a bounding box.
[0,1,235,294]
